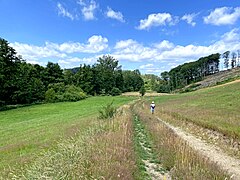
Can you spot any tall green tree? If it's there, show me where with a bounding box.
[75,64,94,95]
[12,62,45,104]
[160,71,169,81]
[237,50,240,67]
[93,55,120,94]
[123,70,144,92]
[0,38,22,105]
[63,69,75,85]
[223,51,230,69]
[43,62,63,88]
[231,52,237,69]
[167,53,220,91]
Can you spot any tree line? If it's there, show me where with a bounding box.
[159,53,221,92]
[222,50,240,69]
[0,38,143,107]
[158,51,240,93]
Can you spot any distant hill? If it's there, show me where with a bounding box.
[65,67,80,74]
[177,67,240,92]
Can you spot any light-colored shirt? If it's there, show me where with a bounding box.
[150,103,155,109]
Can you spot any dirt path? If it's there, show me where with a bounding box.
[134,116,171,180]
[157,117,240,180]
[122,92,172,96]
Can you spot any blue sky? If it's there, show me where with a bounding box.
[0,0,240,75]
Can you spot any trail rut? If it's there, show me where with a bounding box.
[157,117,240,180]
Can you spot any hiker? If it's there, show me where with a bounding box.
[150,101,155,114]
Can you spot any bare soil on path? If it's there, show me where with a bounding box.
[156,117,240,180]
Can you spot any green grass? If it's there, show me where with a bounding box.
[152,81,240,138]
[133,100,229,179]
[133,116,151,180]
[132,115,166,179]
[10,104,137,179]
[0,96,136,176]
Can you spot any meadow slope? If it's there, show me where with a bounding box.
[154,80,240,139]
[0,96,137,177]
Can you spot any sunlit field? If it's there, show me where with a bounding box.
[0,96,137,177]
[152,81,240,139]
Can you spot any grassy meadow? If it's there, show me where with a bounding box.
[1,81,239,179]
[151,81,240,139]
[133,102,229,179]
[0,96,137,177]
[10,103,137,179]
[130,81,239,179]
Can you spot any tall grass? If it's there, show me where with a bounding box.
[154,82,240,139]
[0,96,136,178]
[9,104,137,179]
[133,100,230,179]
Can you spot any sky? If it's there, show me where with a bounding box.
[0,0,240,75]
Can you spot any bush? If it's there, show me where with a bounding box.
[63,85,87,101]
[139,86,146,96]
[48,83,65,94]
[156,84,170,93]
[63,92,86,102]
[45,88,56,103]
[45,84,86,103]
[98,101,116,119]
[110,87,122,96]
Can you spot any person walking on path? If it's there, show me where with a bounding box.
[150,101,155,114]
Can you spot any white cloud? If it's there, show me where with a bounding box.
[137,13,178,30]
[114,39,138,49]
[27,60,41,65]
[58,59,71,65]
[10,29,240,74]
[49,35,108,53]
[181,13,197,26]
[114,39,158,61]
[112,29,240,64]
[79,0,98,20]
[204,7,240,25]
[58,55,102,69]
[105,7,125,22]
[57,2,76,20]
[58,56,96,67]
[153,40,175,50]
[221,28,240,42]
[139,64,163,74]
[139,64,154,69]
[11,42,67,60]
[10,35,108,65]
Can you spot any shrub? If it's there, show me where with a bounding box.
[139,86,146,96]
[48,83,65,94]
[45,84,86,103]
[98,101,116,119]
[156,84,170,93]
[110,87,122,96]
[45,88,56,103]
[63,85,87,101]
[63,92,86,102]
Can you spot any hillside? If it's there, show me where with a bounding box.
[2,81,240,179]
[136,80,240,179]
[155,80,240,139]
[180,67,240,92]
[0,96,136,178]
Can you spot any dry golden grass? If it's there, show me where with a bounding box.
[10,105,137,179]
[122,92,171,97]
[154,81,240,140]
[133,100,229,180]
